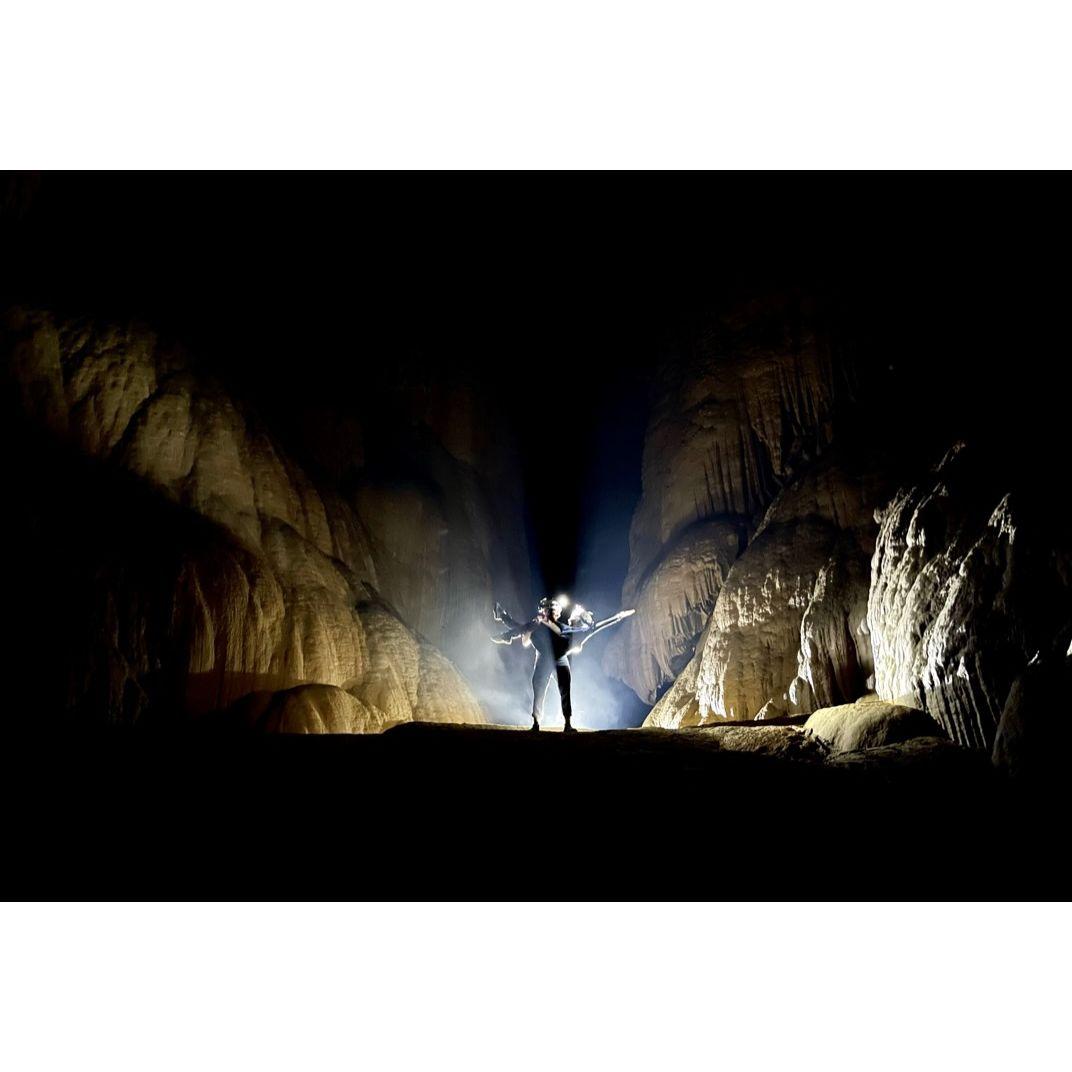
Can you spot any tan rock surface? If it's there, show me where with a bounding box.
[606,294,851,702]
[284,376,532,717]
[3,308,495,729]
[645,454,893,727]
[224,639,484,733]
[684,723,826,761]
[804,695,944,754]
[868,441,1072,748]
[227,684,391,734]
[602,520,739,703]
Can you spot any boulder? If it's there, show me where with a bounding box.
[687,723,827,761]
[804,695,945,754]
[227,684,391,734]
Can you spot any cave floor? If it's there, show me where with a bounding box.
[8,721,1061,897]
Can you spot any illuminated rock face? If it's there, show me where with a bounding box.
[645,455,891,727]
[223,617,482,733]
[869,442,1072,749]
[605,294,849,703]
[647,433,1071,747]
[227,684,398,734]
[3,308,506,729]
[602,520,739,703]
[803,695,944,755]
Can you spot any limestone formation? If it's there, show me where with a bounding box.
[868,442,1072,749]
[602,520,739,703]
[686,723,827,761]
[606,293,852,702]
[280,375,532,718]
[227,683,395,734]
[645,453,894,727]
[803,695,945,754]
[224,642,484,733]
[754,699,788,720]
[2,307,505,729]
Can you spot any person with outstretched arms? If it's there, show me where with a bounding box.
[491,595,634,731]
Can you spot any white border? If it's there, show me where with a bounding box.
[3,1,1070,168]
[1,901,1067,1071]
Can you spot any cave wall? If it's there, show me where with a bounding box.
[647,436,1071,746]
[338,376,533,717]
[9,288,1068,751]
[646,453,894,726]
[869,441,1071,748]
[604,293,854,703]
[4,307,530,730]
[630,300,1070,751]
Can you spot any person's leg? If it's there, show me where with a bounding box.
[556,660,575,731]
[530,655,552,730]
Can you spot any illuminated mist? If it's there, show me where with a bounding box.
[569,378,651,729]
[461,371,650,730]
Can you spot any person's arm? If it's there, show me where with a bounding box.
[490,622,529,644]
[564,608,635,655]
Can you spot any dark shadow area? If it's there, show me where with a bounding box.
[3,722,1064,897]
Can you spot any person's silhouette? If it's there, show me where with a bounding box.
[491,596,593,731]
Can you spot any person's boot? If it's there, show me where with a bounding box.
[563,720,576,733]
[529,717,540,732]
